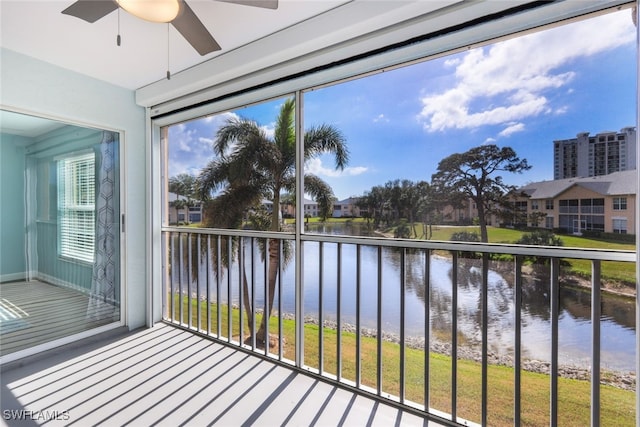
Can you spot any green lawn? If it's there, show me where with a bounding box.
[394,225,636,286]
[173,297,635,427]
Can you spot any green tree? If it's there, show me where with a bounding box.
[528,211,548,228]
[198,97,349,345]
[169,173,198,224]
[431,145,531,242]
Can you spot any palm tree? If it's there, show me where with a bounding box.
[198,97,349,345]
[169,173,198,224]
[169,198,187,224]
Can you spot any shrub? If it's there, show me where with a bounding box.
[450,231,481,242]
[516,230,563,264]
[516,230,564,247]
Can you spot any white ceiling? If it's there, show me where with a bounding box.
[2,0,631,109]
[0,110,67,139]
[0,0,349,90]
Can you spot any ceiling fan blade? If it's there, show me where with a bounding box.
[172,1,221,56]
[61,0,118,23]
[216,0,278,10]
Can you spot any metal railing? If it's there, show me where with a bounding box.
[161,226,636,426]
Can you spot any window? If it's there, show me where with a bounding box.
[57,152,95,263]
[515,201,527,211]
[613,218,627,234]
[545,199,554,210]
[531,200,539,210]
[545,216,554,229]
[613,197,627,210]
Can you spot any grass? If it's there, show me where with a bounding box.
[391,225,636,286]
[172,295,636,427]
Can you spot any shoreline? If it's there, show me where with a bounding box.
[374,229,637,298]
[206,302,636,390]
[297,315,636,391]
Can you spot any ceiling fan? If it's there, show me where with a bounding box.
[62,0,278,56]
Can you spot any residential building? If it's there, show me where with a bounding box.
[332,197,363,217]
[167,192,203,224]
[517,170,636,234]
[280,198,318,218]
[553,127,637,179]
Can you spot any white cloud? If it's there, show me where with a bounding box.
[260,123,276,139]
[373,113,389,123]
[484,137,497,144]
[305,158,368,177]
[168,112,239,177]
[498,122,525,138]
[417,11,634,133]
[444,58,461,68]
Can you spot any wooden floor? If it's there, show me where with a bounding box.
[1,323,437,426]
[0,281,114,356]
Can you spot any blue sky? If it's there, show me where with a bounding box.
[169,8,636,201]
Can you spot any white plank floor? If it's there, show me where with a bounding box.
[1,323,440,426]
[0,281,114,356]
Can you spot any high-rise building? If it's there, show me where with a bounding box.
[553,127,636,179]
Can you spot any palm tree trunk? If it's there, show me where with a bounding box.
[241,267,253,338]
[256,239,280,347]
[255,194,282,347]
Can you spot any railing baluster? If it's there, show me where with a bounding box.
[356,244,362,388]
[178,233,184,325]
[591,260,601,427]
[278,239,283,360]
[251,237,256,350]
[262,239,271,356]
[170,232,175,323]
[400,247,406,404]
[264,238,270,356]
[481,253,489,426]
[377,246,383,395]
[550,257,560,426]
[227,236,232,343]
[451,251,458,422]
[295,239,304,368]
[206,235,210,335]
[216,235,222,338]
[336,242,342,382]
[187,233,192,328]
[514,255,523,425]
[424,249,431,413]
[239,237,244,346]
[319,241,324,373]
[197,234,201,332]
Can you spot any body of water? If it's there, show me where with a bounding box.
[171,223,636,372]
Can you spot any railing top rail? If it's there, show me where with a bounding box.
[161,227,636,262]
[304,233,636,262]
[162,226,295,241]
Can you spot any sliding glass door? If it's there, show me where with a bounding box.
[0,110,121,357]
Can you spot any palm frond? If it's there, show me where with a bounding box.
[304,124,349,169]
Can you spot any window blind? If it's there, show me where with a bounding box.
[57,152,96,263]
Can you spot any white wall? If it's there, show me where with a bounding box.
[0,48,147,330]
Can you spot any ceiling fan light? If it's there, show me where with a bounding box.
[118,0,180,23]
